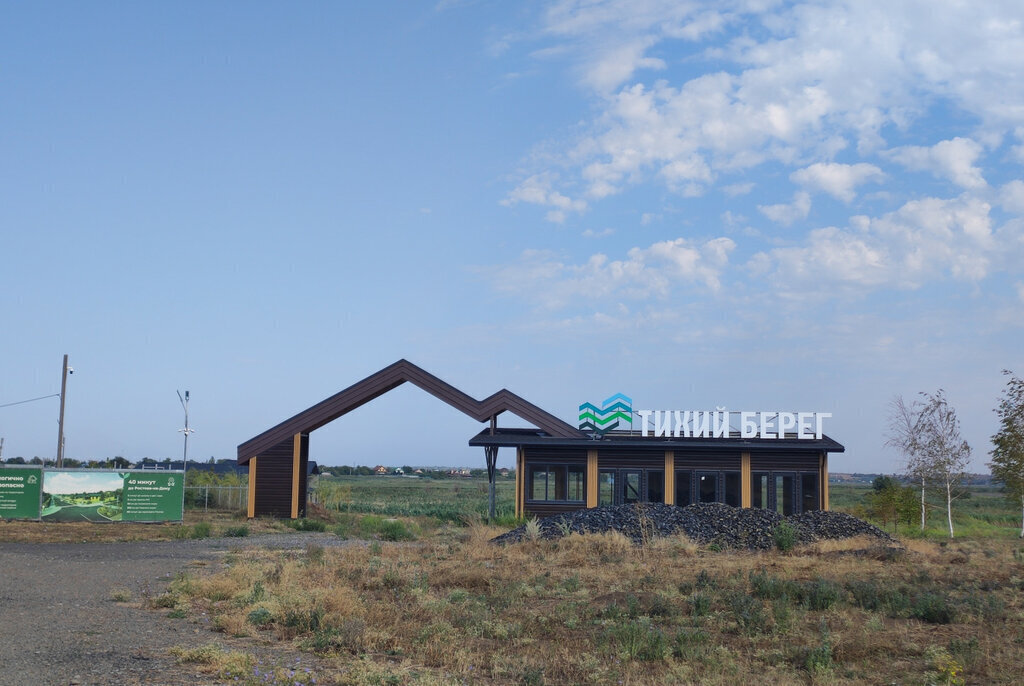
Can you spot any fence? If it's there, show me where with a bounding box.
[185,485,248,512]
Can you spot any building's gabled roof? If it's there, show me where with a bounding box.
[237,359,584,464]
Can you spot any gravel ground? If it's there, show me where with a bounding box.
[0,533,353,686]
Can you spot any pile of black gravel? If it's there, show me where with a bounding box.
[490,502,894,550]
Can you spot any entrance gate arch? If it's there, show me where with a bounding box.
[237,359,583,518]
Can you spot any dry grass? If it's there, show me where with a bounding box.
[163,530,1024,685]
[0,511,288,543]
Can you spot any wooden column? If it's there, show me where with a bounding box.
[741,451,751,508]
[586,449,599,508]
[291,434,302,519]
[664,451,675,505]
[247,457,257,519]
[515,447,525,518]
[820,452,830,511]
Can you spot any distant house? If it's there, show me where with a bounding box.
[373,465,389,475]
[413,468,424,475]
[394,468,404,475]
[499,468,510,478]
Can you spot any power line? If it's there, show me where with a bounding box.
[0,393,60,409]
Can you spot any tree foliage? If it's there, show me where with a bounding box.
[887,390,971,538]
[988,370,1024,537]
[867,476,917,533]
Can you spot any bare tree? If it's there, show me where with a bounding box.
[886,395,928,531]
[887,390,971,537]
[989,370,1024,538]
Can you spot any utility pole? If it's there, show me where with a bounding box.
[177,390,194,479]
[56,354,71,468]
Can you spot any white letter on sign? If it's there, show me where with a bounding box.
[778,412,796,437]
[797,412,813,439]
[815,412,832,439]
[760,412,776,439]
[741,412,757,438]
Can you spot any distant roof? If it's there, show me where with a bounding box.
[237,359,583,464]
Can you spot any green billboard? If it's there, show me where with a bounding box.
[41,469,184,523]
[0,466,43,520]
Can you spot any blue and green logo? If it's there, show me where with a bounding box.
[579,393,632,435]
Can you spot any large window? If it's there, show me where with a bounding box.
[675,470,692,507]
[723,472,741,507]
[698,472,718,503]
[647,470,664,504]
[527,464,585,502]
[775,473,795,515]
[598,470,615,506]
[801,473,819,512]
[752,472,770,509]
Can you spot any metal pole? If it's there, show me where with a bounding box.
[56,354,69,468]
[177,390,194,482]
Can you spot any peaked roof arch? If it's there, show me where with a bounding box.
[237,359,583,464]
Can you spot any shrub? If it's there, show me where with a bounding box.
[799,577,844,611]
[247,607,273,627]
[773,522,797,552]
[911,592,955,624]
[223,525,249,537]
[750,569,797,600]
[804,623,833,675]
[689,592,712,617]
[729,592,768,635]
[190,521,211,539]
[286,518,327,532]
[673,628,710,660]
[603,620,669,661]
[378,519,417,541]
[846,579,882,610]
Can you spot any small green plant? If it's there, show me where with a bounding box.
[799,577,844,611]
[804,620,833,675]
[926,646,965,686]
[190,521,212,539]
[247,607,274,627]
[729,592,768,635]
[773,522,797,552]
[672,628,710,660]
[286,518,327,532]
[223,525,249,537]
[689,592,712,617]
[911,592,955,624]
[109,587,132,602]
[603,619,669,661]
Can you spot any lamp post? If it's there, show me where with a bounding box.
[177,390,194,477]
[56,354,72,468]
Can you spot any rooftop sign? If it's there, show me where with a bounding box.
[636,410,832,439]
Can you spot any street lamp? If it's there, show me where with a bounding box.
[177,390,194,476]
[56,354,73,468]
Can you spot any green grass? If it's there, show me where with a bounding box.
[830,483,1022,539]
[313,475,515,522]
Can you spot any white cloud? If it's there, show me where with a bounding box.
[754,194,998,293]
[790,162,885,203]
[886,138,987,189]
[511,1,1024,213]
[489,236,736,310]
[758,191,811,225]
[502,172,587,221]
[998,180,1024,214]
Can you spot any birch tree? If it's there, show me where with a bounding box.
[988,370,1024,538]
[917,390,971,538]
[886,395,929,530]
[887,391,971,537]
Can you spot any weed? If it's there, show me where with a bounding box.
[673,627,710,660]
[926,646,965,686]
[377,518,418,541]
[911,592,955,624]
[305,543,325,566]
[773,522,798,552]
[368,541,382,555]
[689,592,712,617]
[109,587,131,602]
[749,569,797,600]
[729,592,768,635]
[190,521,211,539]
[166,607,187,618]
[695,569,716,589]
[603,619,669,661]
[247,607,273,627]
[846,579,882,610]
[804,620,833,675]
[799,577,844,611]
[524,517,542,542]
[223,525,249,537]
[286,518,327,532]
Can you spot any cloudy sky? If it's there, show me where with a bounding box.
[2,1,1022,473]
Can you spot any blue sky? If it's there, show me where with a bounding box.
[2,1,1022,473]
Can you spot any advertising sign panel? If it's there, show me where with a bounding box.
[40,469,184,523]
[0,466,43,520]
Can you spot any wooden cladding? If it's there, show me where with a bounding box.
[251,433,308,518]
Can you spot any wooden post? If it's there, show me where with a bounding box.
[291,434,302,519]
[741,452,751,508]
[664,451,675,505]
[586,449,599,508]
[247,457,257,519]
